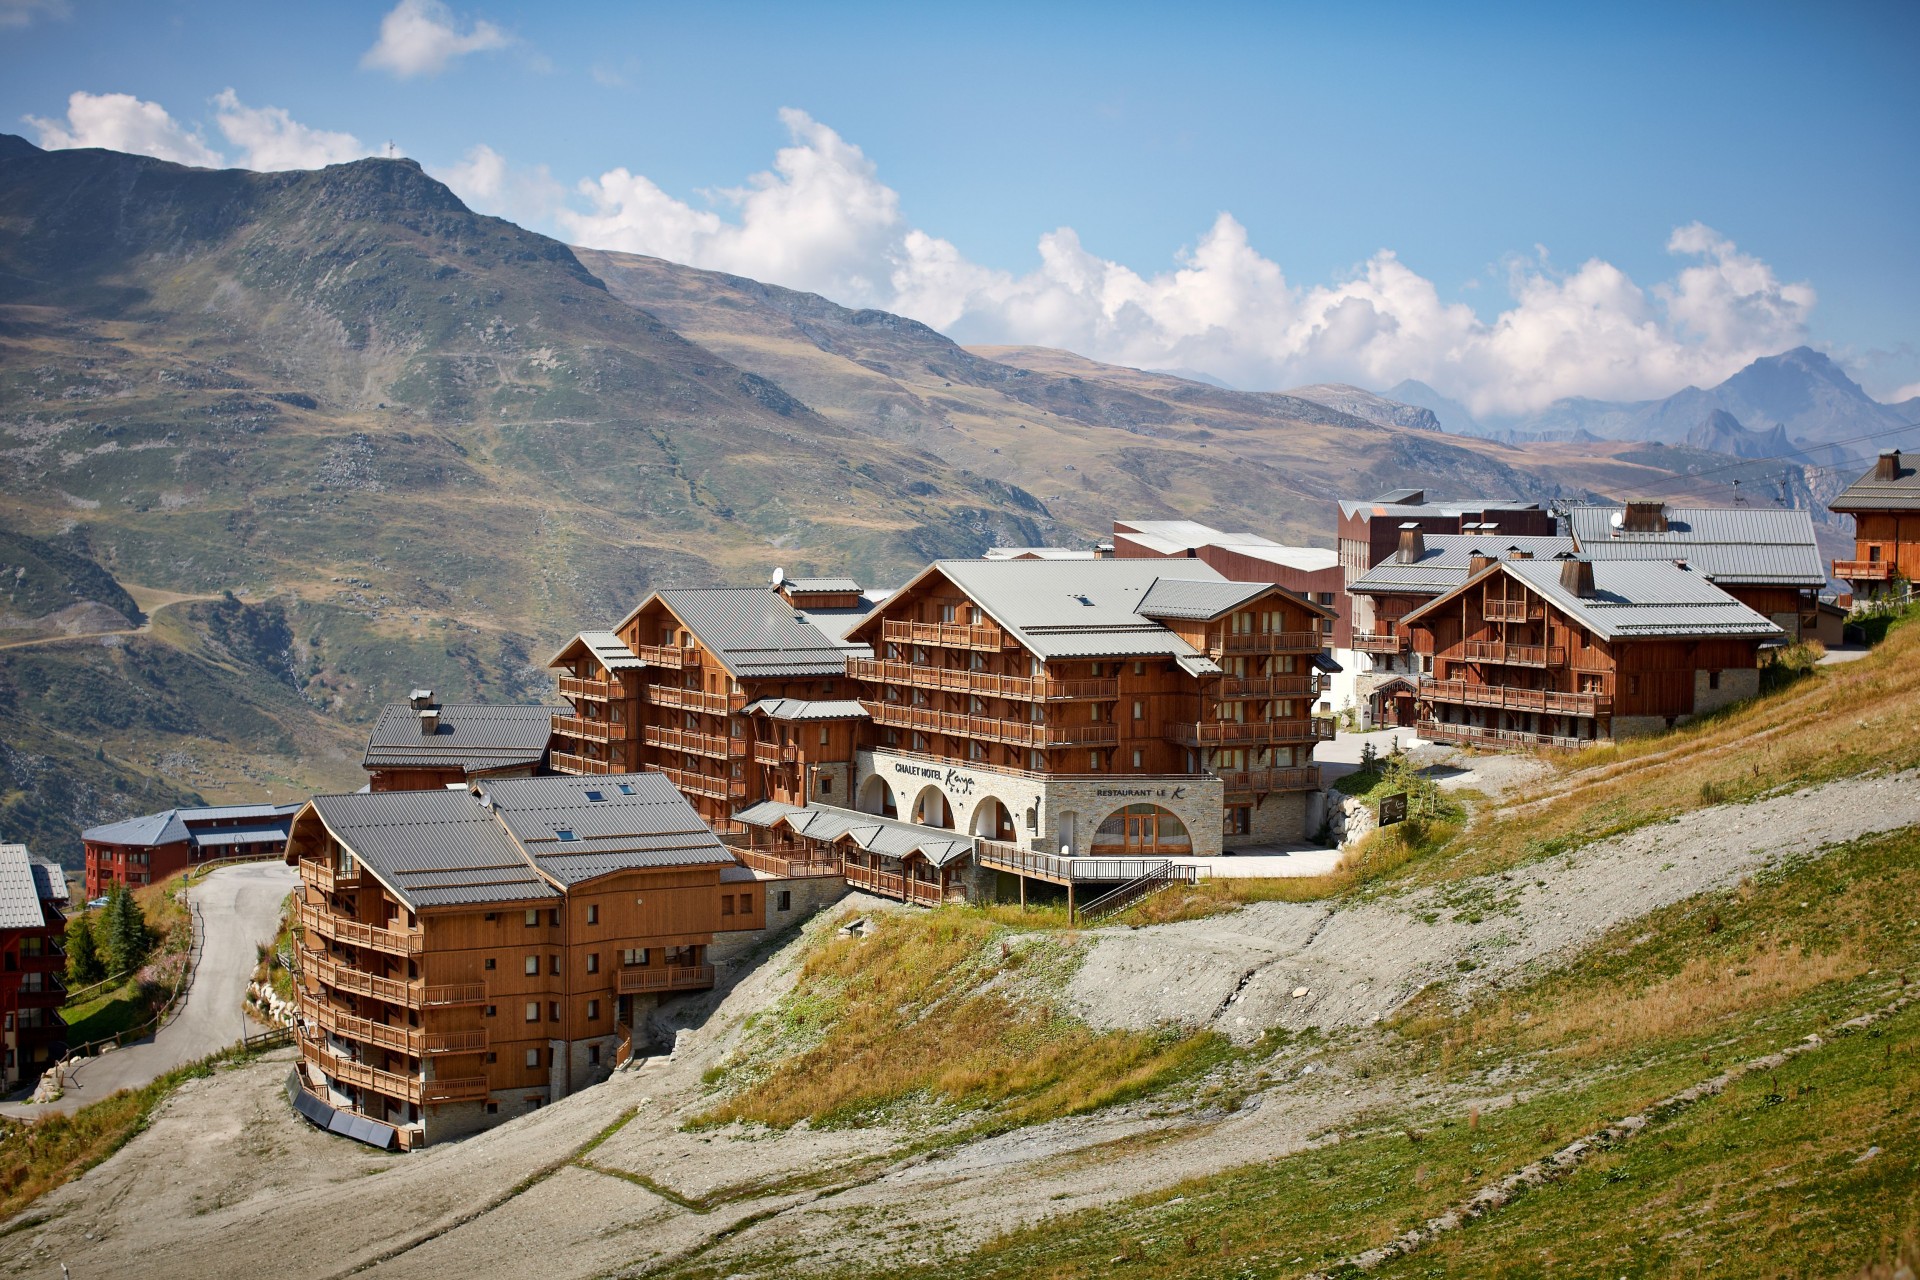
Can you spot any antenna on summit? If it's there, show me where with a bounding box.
[384,140,398,159]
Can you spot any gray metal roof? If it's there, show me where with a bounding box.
[742,698,870,722]
[733,801,974,867]
[1136,578,1272,621]
[548,630,643,671]
[0,845,48,929]
[655,588,856,678]
[1566,506,1825,586]
[311,790,550,910]
[1827,454,1920,512]
[1347,534,1577,597]
[189,823,292,850]
[83,801,306,848]
[30,858,67,907]
[782,577,862,594]
[361,703,557,773]
[479,774,735,885]
[1337,498,1547,521]
[1405,559,1783,641]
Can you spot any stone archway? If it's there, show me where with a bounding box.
[968,796,1014,840]
[858,774,896,817]
[910,785,952,829]
[1090,803,1193,856]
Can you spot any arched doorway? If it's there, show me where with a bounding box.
[858,775,896,817]
[969,796,1015,841]
[911,785,951,829]
[1091,804,1192,856]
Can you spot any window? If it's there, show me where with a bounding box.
[622,948,648,967]
[1226,806,1252,836]
[524,955,540,976]
[1628,675,1641,695]
[1133,700,1145,721]
[486,1052,497,1064]
[722,894,735,916]
[584,790,605,802]
[820,725,830,746]
[485,1005,496,1018]
[1134,662,1145,675]
[616,782,635,795]
[549,955,561,975]
[484,957,497,971]
[819,776,832,794]
[525,909,539,927]
[586,952,600,974]
[550,909,561,926]
[1088,751,1102,771]
[587,999,601,1020]
[1091,662,1104,676]
[550,1002,561,1022]
[1132,750,1144,768]
[589,1044,602,1065]
[1707,670,1721,690]
[740,892,753,915]
[486,1102,499,1114]
[525,1002,540,1022]
[778,890,792,912]
[525,1048,540,1069]
[587,904,599,925]
[1090,703,1104,722]
[554,828,577,842]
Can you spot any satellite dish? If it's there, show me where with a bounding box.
[771,566,785,588]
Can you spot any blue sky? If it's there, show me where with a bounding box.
[4,0,1916,411]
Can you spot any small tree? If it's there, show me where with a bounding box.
[101,882,149,976]
[65,910,105,986]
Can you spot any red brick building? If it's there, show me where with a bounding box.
[82,802,300,899]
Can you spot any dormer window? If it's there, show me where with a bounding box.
[616,783,635,795]
[584,790,605,802]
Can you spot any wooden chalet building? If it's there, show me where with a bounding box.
[1343,529,1573,728]
[1400,556,1782,749]
[1566,502,1828,638]
[0,845,67,1090]
[286,773,755,1148]
[1112,519,1345,645]
[548,579,873,833]
[841,558,1336,860]
[1829,449,1920,594]
[83,801,301,899]
[361,692,558,791]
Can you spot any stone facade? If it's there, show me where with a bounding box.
[707,873,850,965]
[1693,665,1760,717]
[1233,789,1310,848]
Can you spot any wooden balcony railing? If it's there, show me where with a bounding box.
[1418,719,1593,751]
[1834,559,1893,581]
[300,860,362,896]
[633,644,702,669]
[643,724,735,759]
[300,1039,489,1105]
[1461,640,1563,668]
[298,943,420,1007]
[1312,716,1337,741]
[550,751,616,775]
[1215,630,1323,655]
[306,1000,421,1056]
[1483,598,1537,622]
[558,674,631,701]
[862,700,1119,747]
[728,844,841,878]
[1216,766,1323,794]
[1213,673,1316,699]
[751,740,800,766]
[841,862,949,904]
[1167,719,1318,746]
[615,964,716,995]
[1420,679,1611,717]
[847,657,1116,702]
[880,619,1015,652]
[552,714,622,742]
[1350,631,1407,655]
[647,685,745,715]
[652,766,747,801]
[298,901,424,957]
[422,981,489,1008]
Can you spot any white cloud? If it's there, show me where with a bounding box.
[554,110,1819,417]
[24,90,223,167]
[361,0,510,79]
[0,0,68,28]
[1889,382,1920,405]
[212,90,370,171]
[434,143,563,223]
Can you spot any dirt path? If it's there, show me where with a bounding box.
[5,770,1917,1278]
[0,585,222,651]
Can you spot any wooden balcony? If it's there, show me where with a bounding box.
[1420,678,1610,718]
[643,724,736,759]
[422,981,489,1008]
[557,674,631,701]
[1461,640,1564,668]
[1312,716,1337,741]
[647,685,745,715]
[863,700,1119,748]
[652,766,747,801]
[634,644,702,669]
[1213,672,1316,699]
[298,901,424,957]
[306,1000,422,1056]
[1215,630,1323,655]
[300,1039,488,1106]
[1167,718,1319,746]
[615,964,715,995]
[843,862,948,905]
[1216,766,1323,794]
[881,618,1016,653]
[1483,598,1538,622]
[972,843,1190,886]
[848,657,1116,702]
[1418,719,1593,751]
[1834,558,1893,581]
[751,740,800,766]
[300,859,362,895]
[552,714,622,743]
[1350,631,1407,655]
[728,844,841,878]
[550,751,616,775]
[299,943,420,1007]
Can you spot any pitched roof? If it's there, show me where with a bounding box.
[1113,519,1279,555]
[82,800,305,848]
[781,577,862,594]
[1135,577,1273,621]
[1205,541,1341,573]
[362,703,557,773]
[742,698,870,722]
[548,630,643,671]
[1827,453,1920,513]
[1347,534,1577,597]
[1403,559,1784,641]
[309,773,734,910]
[1337,497,1547,521]
[0,845,49,929]
[631,587,859,678]
[1565,506,1826,586]
[733,801,975,867]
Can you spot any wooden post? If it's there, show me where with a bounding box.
[1067,881,1075,925]
[1019,873,1026,910]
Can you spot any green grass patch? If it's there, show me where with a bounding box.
[59,977,154,1047]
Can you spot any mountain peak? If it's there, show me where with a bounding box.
[0,133,43,161]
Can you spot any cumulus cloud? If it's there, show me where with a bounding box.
[25,90,223,167]
[0,0,68,28]
[212,90,370,170]
[554,109,1819,417]
[434,143,563,223]
[362,0,510,78]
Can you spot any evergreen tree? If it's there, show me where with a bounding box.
[101,883,149,975]
[64,909,105,986]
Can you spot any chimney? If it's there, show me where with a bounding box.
[1396,523,1426,564]
[418,707,441,735]
[1510,548,1533,560]
[409,688,435,710]
[1559,558,1596,597]
[1468,552,1495,574]
[1621,500,1668,533]
[1876,449,1901,481]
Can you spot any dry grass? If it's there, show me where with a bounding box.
[696,911,1230,1130]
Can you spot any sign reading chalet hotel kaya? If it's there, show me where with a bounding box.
[889,759,980,797]
[1378,791,1409,827]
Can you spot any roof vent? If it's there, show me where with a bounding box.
[1468,551,1495,574]
[1396,523,1426,565]
[1621,500,1668,533]
[1876,448,1902,481]
[409,688,435,710]
[1560,558,1597,597]
[418,707,441,735]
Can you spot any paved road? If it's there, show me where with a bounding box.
[0,862,297,1118]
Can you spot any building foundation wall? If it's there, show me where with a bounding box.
[1693,666,1760,717]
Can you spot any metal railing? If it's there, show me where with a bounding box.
[880,619,1015,652]
[1419,679,1610,717]
[973,842,1195,885]
[615,964,715,994]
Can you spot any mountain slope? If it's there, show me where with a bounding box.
[1283,382,1443,432]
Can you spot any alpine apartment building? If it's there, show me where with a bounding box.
[1830,449,1920,594]
[0,845,67,1090]
[287,772,756,1148]
[361,693,557,791]
[83,801,302,899]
